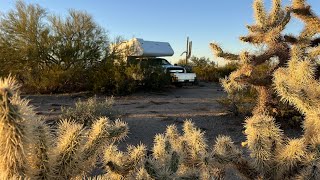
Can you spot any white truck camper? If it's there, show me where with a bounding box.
[118,38,197,85]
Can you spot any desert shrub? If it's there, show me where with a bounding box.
[126,57,171,91]
[192,64,218,82]
[91,58,138,95]
[61,96,117,126]
[217,86,257,115]
[216,62,238,79]
[142,65,171,91]
[0,1,107,93]
[22,65,92,93]
[91,56,171,94]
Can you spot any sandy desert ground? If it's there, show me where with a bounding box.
[25,82,300,150]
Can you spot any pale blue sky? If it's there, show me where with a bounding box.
[1,0,319,65]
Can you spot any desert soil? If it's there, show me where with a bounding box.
[25,82,299,149]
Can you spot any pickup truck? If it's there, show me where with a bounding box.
[117,38,197,86]
[132,57,197,86]
[162,61,197,85]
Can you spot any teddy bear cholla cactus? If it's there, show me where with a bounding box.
[0,76,128,179]
[210,0,320,179]
[211,0,292,115]
[105,120,258,180]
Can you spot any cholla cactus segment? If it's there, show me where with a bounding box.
[243,114,283,176]
[51,120,84,179]
[0,76,30,179]
[106,119,128,142]
[182,120,207,166]
[152,134,170,162]
[27,120,53,179]
[0,75,20,96]
[252,86,271,115]
[135,167,154,180]
[209,43,240,61]
[273,46,320,143]
[276,139,308,178]
[310,46,320,58]
[291,0,320,38]
[78,117,120,175]
[273,48,319,115]
[213,135,241,163]
[165,124,182,152]
[253,0,267,27]
[82,117,112,159]
[82,117,128,161]
[146,127,182,179]
[269,0,285,26]
[145,156,178,180]
[292,0,306,8]
[104,144,146,179]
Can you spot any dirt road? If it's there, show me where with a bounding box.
[26,82,246,149]
[113,83,245,148]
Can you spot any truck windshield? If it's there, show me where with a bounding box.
[161,59,171,65]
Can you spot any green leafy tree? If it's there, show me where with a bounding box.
[0,1,50,77]
[48,9,108,70]
[0,1,109,92]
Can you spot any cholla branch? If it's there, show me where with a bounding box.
[209,43,240,61]
[0,76,28,179]
[242,114,283,177]
[275,139,308,179]
[77,117,128,176]
[27,120,53,179]
[104,144,146,179]
[269,0,284,26]
[253,0,267,27]
[290,0,320,38]
[51,120,84,179]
